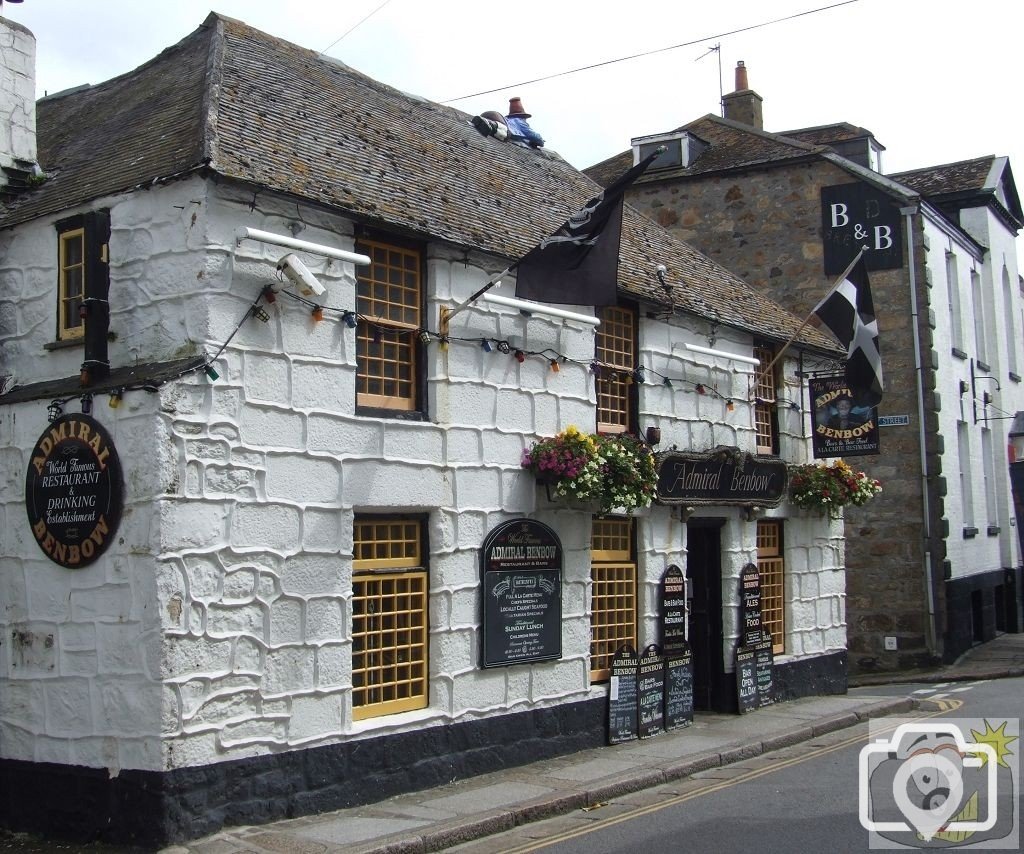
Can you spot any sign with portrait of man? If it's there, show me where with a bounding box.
[810,375,880,459]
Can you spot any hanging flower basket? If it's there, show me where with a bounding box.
[789,459,881,518]
[522,426,657,515]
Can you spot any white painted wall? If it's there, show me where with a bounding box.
[923,205,1024,581]
[0,177,844,775]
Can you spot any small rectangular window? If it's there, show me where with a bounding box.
[58,228,86,339]
[756,521,785,655]
[590,517,637,681]
[753,345,778,454]
[352,516,428,719]
[355,238,423,413]
[596,305,637,433]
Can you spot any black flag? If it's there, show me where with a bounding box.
[812,256,884,406]
[514,151,661,306]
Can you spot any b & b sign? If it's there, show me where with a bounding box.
[821,183,903,275]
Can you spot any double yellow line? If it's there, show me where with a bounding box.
[499,703,961,853]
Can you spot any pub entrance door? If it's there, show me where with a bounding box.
[686,519,727,711]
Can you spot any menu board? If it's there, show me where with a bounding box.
[664,648,694,730]
[740,564,763,646]
[638,644,665,739]
[755,636,774,708]
[608,644,639,744]
[660,564,688,657]
[481,519,562,668]
[736,646,758,713]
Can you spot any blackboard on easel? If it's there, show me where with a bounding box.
[660,565,688,657]
[664,646,694,730]
[608,644,639,744]
[740,563,762,646]
[736,646,758,713]
[755,635,774,708]
[637,644,665,739]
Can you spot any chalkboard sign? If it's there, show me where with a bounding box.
[608,644,639,744]
[638,644,665,739]
[755,636,774,708]
[660,565,688,657]
[481,519,562,668]
[664,647,694,730]
[740,564,762,646]
[736,645,758,713]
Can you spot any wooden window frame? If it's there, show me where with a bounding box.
[352,515,429,720]
[355,236,426,417]
[589,517,637,681]
[54,212,109,347]
[58,226,86,340]
[756,520,785,655]
[595,304,638,434]
[753,344,779,455]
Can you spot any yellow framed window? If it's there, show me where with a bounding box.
[753,345,777,454]
[590,517,637,681]
[58,227,86,340]
[355,239,422,411]
[596,305,636,434]
[352,517,428,719]
[756,520,785,655]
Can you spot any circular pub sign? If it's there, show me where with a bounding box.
[24,413,123,568]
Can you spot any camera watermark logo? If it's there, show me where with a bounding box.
[859,718,1019,849]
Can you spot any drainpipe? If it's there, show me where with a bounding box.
[902,205,938,657]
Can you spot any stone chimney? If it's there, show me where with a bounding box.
[0,15,39,195]
[721,60,763,130]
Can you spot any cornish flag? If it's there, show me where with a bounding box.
[812,256,884,406]
[514,149,661,306]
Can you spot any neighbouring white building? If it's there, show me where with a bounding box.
[0,15,844,846]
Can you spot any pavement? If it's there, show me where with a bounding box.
[145,633,1020,854]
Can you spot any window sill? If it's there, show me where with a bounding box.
[951,347,968,360]
[44,338,84,351]
[356,406,427,421]
[987,525,1001,536]
[976,360,991,373]
[962,526,979,539]
[1010,372,1021,384]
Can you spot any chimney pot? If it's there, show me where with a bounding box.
[735,60,748,92]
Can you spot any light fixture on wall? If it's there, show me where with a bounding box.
[681,342,761,367]
[236,227,371,266]
[645,426,662,446]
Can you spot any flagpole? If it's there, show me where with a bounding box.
[750,246,868,390]
[445,264,517,325]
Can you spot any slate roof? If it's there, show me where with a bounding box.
[780,122,882,149]
[889,156,997,197]
[0,14,838,352]
[889,156,1023,230]
[585,114,823,187]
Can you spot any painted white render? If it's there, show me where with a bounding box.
[0,177,844,774]
[920,195,1024,584]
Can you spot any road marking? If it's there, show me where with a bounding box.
[949,686,974,693]
[911,688,936,695]
[496,708,957,853]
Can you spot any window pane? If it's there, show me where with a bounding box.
[356,239,421,411]
[352,517,428,719]
[596,306,636,433]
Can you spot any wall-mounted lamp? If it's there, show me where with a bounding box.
[681,342,761,367]
[481,293,602,327]
[645,426,662,446]
[236,227,371,266]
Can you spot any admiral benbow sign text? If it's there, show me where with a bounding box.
[25,413,123,569]
[655,448,787,507]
